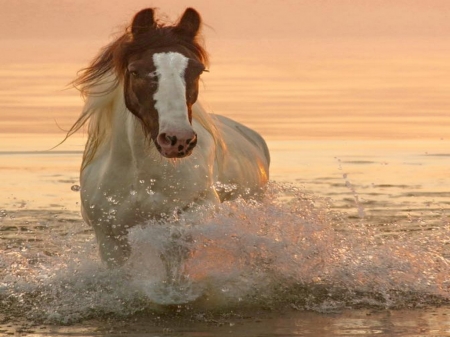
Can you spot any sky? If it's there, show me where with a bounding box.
[2,0,450,41]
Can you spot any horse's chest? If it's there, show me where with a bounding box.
[81,162,214,228]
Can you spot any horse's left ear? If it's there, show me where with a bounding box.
[174,8,202,39]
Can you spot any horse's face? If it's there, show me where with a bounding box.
[123,8,206,159]
[125,50,205,158]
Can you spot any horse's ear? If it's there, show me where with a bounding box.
[174,8,201,39]
[131,8,156,36]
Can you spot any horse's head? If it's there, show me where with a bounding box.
[122,8,208,158]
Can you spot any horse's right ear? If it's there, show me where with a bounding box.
[131,8,156,36]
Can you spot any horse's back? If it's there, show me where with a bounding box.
[212,114,270,200]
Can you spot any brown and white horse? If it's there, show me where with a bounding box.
[69,8,270,267]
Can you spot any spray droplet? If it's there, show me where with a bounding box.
[71,185,81,192]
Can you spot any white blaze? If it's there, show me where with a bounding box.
[152,52,190,133]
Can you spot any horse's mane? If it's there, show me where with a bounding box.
[65,10,223,169]
[72,20,209,97]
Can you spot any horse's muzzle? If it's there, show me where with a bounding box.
[156,131,198,158]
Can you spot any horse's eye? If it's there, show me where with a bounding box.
[129,70,139,78]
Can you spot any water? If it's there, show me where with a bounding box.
[1,36,450,335]
[1,140,450,335]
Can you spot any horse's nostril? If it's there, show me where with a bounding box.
[185,133,197,145]
[157,133,168,146]
[167,135,177,146]
[157,133,177,147]
[189,134,198,148]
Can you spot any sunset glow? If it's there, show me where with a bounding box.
[1,1,449,144]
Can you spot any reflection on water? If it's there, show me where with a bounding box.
[197,38,450,140]
[1,38,450,138]
[3,308,450,336]
[270,140,450,228]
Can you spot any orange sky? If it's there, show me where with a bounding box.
[2,0,450,41]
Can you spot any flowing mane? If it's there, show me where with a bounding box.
[73,20,209,97]
[66,11,221,169]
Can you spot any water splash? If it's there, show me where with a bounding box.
[70,184,81,192]
[1,182,450,324]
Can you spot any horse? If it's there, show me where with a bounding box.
[68,8,270,268]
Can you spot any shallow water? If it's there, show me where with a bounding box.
[1,140,450,336]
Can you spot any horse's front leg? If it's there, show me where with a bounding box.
[159,227,193,285]
[81,200,134,267]
[91,223,131,268]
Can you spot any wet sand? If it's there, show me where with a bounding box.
[3,307,450,336]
